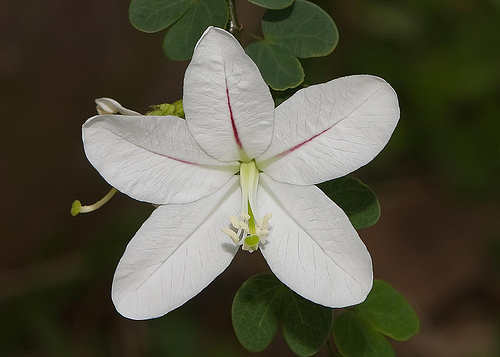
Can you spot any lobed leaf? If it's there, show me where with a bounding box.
[248,0,294,10]
[245,41,304,90]
[129,0,191,33]
[231,274,284,352]
[333,310,395,357]
[246,0,338,90]
[163,0,228,60]
[281,289,333,356]
[318,176,381,230]
[261,0,338,58]
[353,280,420,341]
[232,274,334,355]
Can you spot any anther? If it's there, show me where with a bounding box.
[240,213,250,220]
[261,213,272,229]
[222,227,240,244]
[229,215,241,228]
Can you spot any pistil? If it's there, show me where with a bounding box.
[71,188,117,216]
[222,161,272,252]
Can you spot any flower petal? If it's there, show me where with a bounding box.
[183,27,275,162]
[112,176,240,319]
[258,75,399,184]
[258,174,373,307]
[83,114,239,204]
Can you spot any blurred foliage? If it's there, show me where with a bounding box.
[304,0,500,200]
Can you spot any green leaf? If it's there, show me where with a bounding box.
[262,0,338,58]
[246,41,304,90]
[129,0,191,33]
[281,290,333,356]
[231,274,284,352]
[317,176,381,230]
[162,0,228,60]
[333,311,395,357]
[354,280,420,341]
[248,0,294,10]
[247,0,338,90]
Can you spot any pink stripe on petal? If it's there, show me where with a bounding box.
[226,81,243,150]
[278,127,330,157]
[159,153,199,165]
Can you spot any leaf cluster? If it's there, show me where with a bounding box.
[232,273,333,356]
[233,276,420,356]
[128,0,338,90]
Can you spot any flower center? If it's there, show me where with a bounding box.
[222,160,272,252]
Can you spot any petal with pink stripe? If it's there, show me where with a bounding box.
[257,75,400,185]
[183,27,275,162]
[83,114,238,205]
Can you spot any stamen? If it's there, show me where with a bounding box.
[239,221,250,232]
[223,210,272,251]
[224,161,272,252]
[222,227,240,244]
[229,215,241,228]
[261,213,272,229]
[71,188,117,216]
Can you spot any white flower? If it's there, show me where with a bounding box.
[82,27,399,320]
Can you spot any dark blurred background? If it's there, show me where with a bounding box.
[1,0,499,356]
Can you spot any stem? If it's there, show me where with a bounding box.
[326,336,335,357]
[226,0,242,40]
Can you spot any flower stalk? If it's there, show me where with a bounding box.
[226,0,242,39]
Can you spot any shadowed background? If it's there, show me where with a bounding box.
[1,0,499,356]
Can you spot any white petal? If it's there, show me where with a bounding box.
[183,27,275,162]
[258,75,399,185]
[258,175,373,307]
[112,176,240,319]
[83,114,238,204]
[95,98,141,116]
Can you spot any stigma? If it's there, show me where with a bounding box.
[222,161,272,252]
[71,187,117,216]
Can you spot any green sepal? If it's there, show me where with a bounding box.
[317,176,380,229]
[147,100,184,118]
